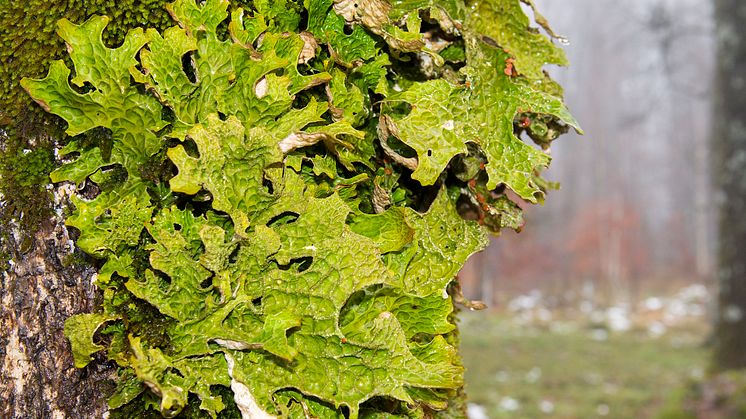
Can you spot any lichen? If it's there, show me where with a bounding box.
[21,0,578,417]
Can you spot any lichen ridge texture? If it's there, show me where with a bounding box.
[21,0,578,417]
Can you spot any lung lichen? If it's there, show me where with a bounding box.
[22,0,578,417]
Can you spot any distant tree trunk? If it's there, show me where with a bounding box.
[712,0,746,370]
[0,209,112,417]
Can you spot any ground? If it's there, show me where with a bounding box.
[459,285,710,418]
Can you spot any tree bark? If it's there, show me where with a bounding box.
[712,0,746,370]
[0,198,112,418]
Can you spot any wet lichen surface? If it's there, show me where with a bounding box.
[15,0,578,417]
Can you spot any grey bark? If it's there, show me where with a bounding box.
[0,204,112,417]
[712,0,746,370]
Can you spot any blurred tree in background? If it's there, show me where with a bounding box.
[713,0,746,371]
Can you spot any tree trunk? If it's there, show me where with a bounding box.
[712,0,746,370]
[0,199,112,418]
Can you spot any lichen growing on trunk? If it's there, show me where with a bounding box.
[20,0,578,417]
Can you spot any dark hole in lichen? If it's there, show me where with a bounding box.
[157,106,176,129]
[78,179,102,200]
[228,243,241,263]
[360,395,415,416]
[181,137,200,158]
[69,80,96,95]
[395,168,440,212]
[199,275,213,290]
[262,174,274,195]
[296,256,312,272]
[292,86,321,110]
[181,52,197,84]
[285,325,300,339]
[276,256,313,273]
[380,132,417,159]
[266,211,299,227]
[298,7,309,31]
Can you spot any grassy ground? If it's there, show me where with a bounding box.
[459,312,708,418]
